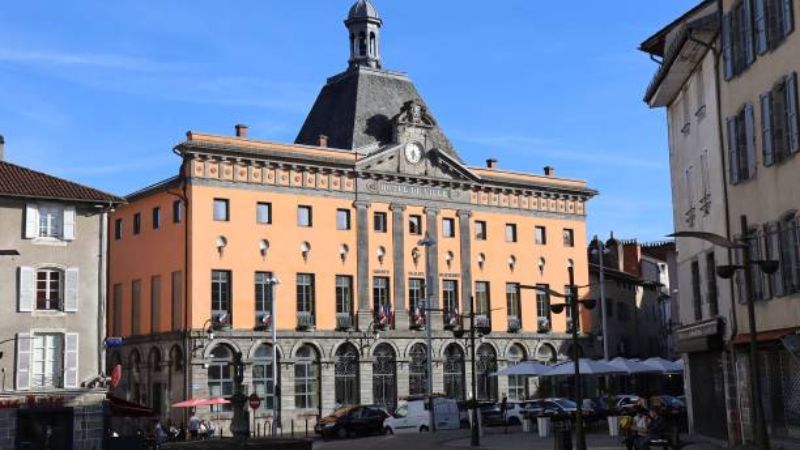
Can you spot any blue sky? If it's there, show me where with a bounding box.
[0,1,699,241]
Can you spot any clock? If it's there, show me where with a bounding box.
[404,142,423,164]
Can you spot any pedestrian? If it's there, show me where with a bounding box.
[188,411,200,440]
[154,421,168,446]
[500,394,508,433]
[206,419,216,439]
[631,406,652,450]
[199,419,208,440]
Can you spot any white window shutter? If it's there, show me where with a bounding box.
[745,104,757,179]
[783,0,794,36]
[65,268,80,312]
[755,0,768,54]
[16,333,32,390]
[24,204,38,239]
[761,92,775,166]
[786,72,799,154]
[722,14,734,80]
[63,206,76,241]
[64,333,79,388]
[743,0,756,64]
[18,267,34,312]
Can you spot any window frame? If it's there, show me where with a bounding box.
[563,228,575,247]
[409,215,422,235]
[36,269,63,311]
[256,202,273,225]
[297,205,313,227]
[442,218,456,238]
[475,221,487,240]
[213,198,230,222]
[505,223,517,243]
[374,212,388,233]
[336,209,351,231]
[535,226,547,245]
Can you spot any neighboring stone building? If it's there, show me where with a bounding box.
[106,0,597,431]
[0,137,123,449]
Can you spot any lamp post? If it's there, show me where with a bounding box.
[418,232,436,432]
[451,296,482,447]
[591,236,610,362]
[670,214,778,450]
[521,265,596,450]
[265,275,281,435]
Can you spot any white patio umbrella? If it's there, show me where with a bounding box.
[540,358,628,377]
[492,361,550,377]
[607,357,662,374]
[640,357,683,373]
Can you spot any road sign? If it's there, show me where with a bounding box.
[248,393,261,410]
[105,337,124,348]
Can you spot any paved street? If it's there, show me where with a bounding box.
[312,427,726,450]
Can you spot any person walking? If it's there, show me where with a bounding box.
[198,420,208,440]
[500,394,508,434]
[154,421,168,447]
[188,411,200,440]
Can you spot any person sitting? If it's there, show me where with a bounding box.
[631,406,652,450]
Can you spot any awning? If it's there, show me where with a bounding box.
[733,327,799,345]
[106,393,155,417]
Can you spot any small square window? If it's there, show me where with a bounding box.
[213,199,230,222]
[133,213,142,235]
[114,219,123,240]
[257,202,272,225]
[535,226,547,245]
[152,207,161,230]
[443,218,455,238]
[409,215,422,235]
[563,228,575,247]
[298,206,312,227]
[475,221,487,240]
[337,209,351,230]
[172,200,182,224]
[505,224,517,243]
[374,212,388,233]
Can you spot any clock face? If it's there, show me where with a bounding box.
[404,142,423,164]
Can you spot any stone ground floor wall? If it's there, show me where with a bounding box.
[0,390,106,450]
[109,330,582,435]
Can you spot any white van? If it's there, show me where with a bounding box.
[384,397,460,433]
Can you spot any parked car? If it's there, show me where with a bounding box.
[521,398,596,422]
[384,397,460,433]
[455,401,470,428]
[315,405,389,439]
[478,402,505,426]
[614,395,644,414]
[651,395,687,415]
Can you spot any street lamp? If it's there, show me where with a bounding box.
[590,236,611,361]
[418,232,437,432]
[451,296,487,447]
[521,265,596,450]
[264,275,281,435]
[669,214,778,450]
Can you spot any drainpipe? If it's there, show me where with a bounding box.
[172,146,192,422]
[99,204,111,378]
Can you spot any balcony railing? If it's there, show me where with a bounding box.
[409,309,426,330]
[537,317,551,333]
[296,311,315,331]
[443,310,462,330]
[373,310,394,330]
[475,314,491,332]
[336,313,354,331]
[212,310,232,331]
[255,312,272,331]
[507,316,521,333]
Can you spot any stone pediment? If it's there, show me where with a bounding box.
[357,144,480,183]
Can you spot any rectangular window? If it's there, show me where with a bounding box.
[152,207,161,230]
[257,202,272,225]
[255,271,274,316]
[505,224,517,243]
[475,221,487,240]
[564,285,575,329]
[695,64,706,114]
[506,282,521,319]
[706,253,719,316]
[150,275,161,333]
[38,205,63,238]
[335,276,353,314]
[563,229,575,247]
[409,215,422,235]
[691,260,703,320]
[211,270,232,319]
[213,199,229,222]
[779,215,800,294]
[443,218,455,238]
[36,269,62,311]
[536,284,551,327]
[374,212,388,233]
[535,226,547,245]
[337,209,351,230]
[443,280,459,317]
[408,278,425,314]
[113,284,123,336]
[171,271,182,330]
[133,213,142,235]
[172,200,182,224]
[297,206,312,227]
[296,273,315,318]
[475,281,490,316]
[31,333,64,389]
[373,276,391,323]
[114,219,123,240]
[132,279,141,335]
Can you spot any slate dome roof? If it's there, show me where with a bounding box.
[348,0,379,20]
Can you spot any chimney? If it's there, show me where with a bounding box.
[544,165,555,176]
[317,135,329,147]
[0,135,4,161]
[235,124,248,138]
[486,158,498,169]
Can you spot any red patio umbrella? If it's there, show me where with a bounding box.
[172,398,207,408]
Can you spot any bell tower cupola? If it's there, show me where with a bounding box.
[345,0,383,69]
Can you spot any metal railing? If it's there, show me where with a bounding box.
[336,313,354,331]
[296,311,315,330]
[507,316,521,332]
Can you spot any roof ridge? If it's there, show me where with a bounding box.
[0,160,124,203]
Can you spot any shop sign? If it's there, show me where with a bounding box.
[0,395,66,410]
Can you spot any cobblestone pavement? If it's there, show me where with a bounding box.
[312,426,727,450]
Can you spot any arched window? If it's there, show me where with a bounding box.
[149,347,162,373]
[535,343,557,363]
[408,343,428,396]
[252,344,279,410]
[335,344,360,406]
[476,344,498,402]
[507,345,528,402]
[108,352,122,375]
[443,344,465,401]
[373,344,397,411]
[129,351,142,403]
[358,32,367,57]
[170,345,184,372]
[369,32,376,57]
[208,345,234,412]
[295,345,320,411]
[148,347,163,413]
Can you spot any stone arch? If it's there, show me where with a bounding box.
[438,339,466,358]
[246,339,284,360]
[290,340,325,359]
[402,339,429,359]
[475,339,501,356]
[169,345,184,370]
[147,346,163,372]
[534,341,558,363]
[203,339,241,359]
[502,339,531,359]
[366,339,401,359]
